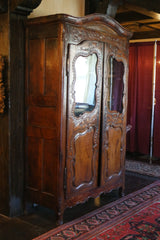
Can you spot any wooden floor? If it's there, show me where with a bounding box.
[0,155,158,240]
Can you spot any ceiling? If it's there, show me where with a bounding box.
[85,0,160,40]
[1,0,159,40]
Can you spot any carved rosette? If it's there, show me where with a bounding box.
[0,56,5,114]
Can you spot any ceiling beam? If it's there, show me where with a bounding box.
[133,30,160,39]
[123,3,160,20]
[120,19,160,26]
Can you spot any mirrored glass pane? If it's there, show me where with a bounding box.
[108,56,124,113]
[74,54,97,117]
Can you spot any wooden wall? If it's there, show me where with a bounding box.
[0,0,42,217]
[0,13,9,215]
[0,11,26,216]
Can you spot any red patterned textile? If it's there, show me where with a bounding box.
[91,202,160,239]
[33,181,160,240]
[153,42,160,157]
[127,42,154,155]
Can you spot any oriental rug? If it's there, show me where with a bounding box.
[33,180,160,240]
[126,159,160,177]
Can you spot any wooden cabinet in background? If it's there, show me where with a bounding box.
[25,14,132,224]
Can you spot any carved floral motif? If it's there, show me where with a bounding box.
[65,25,128,53]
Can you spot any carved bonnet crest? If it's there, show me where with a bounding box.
[0,55,5,114]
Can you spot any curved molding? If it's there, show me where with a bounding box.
[27,13,133,39]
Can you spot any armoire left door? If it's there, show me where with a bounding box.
[65,40,104,202]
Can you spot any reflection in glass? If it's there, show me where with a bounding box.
[74,54,97,117]
[108,56,124,113]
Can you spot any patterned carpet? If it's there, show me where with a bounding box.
[33,180,160,240]
[125,160,160,177]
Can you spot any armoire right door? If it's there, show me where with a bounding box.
[101,44,128,188]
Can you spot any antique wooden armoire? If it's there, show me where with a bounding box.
[25,14,132,224]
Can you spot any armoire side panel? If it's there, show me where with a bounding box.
[25,35,61,205]
[28,39,45,95]
[27,137,42,190]
[42,139,58,194]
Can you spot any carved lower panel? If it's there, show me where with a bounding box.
[107,127,122,177]
[71,127,96,191]
[101,124,123,184]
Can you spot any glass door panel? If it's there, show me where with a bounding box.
[108,56,124,113]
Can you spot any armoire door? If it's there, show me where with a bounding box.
[66,40,103,200]
[101,46,127,186]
